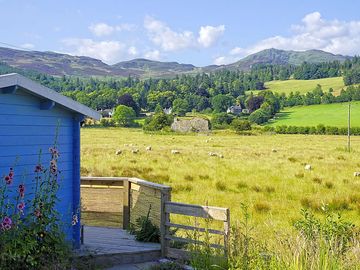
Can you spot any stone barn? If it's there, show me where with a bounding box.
[171,117,209,133]
[0,73,100,248]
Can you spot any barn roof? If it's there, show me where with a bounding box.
[0,73,101,120]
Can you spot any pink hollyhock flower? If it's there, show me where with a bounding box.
[4,175,12,185]
[34,164,43,172]
[2,216,12,225]
[17,202,25,213]
[34,209,42,218]
[18,184,25,197]
[49,147,60,158]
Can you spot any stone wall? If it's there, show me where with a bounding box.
[171,117,209,133]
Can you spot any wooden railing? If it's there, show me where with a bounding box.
[80,177,171,230]
[80,176,230,259]
[163,201,230,259]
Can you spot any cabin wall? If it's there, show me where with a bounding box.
[0,89,79,245]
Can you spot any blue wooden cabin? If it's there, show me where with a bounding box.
[0,73,100,248]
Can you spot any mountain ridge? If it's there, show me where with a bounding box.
[0,46,352,78]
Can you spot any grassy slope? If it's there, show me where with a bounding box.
[247,77,345,96]
[268,101,360,127]
[81,128,360,238]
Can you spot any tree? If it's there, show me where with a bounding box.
[172,98,189,116]
[117,93,140,116]
[231,119,252,133]
[112,105,136,127]
[246,94,264,112]
[143,111,173,131]
[211,94,235,113]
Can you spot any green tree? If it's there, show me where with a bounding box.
[211,94,235,113]
[113,105,136,127]
[172,98,189,116]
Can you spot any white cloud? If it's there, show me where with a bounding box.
[144,49,161,60]
[215,12,360,65]
[62,38,129,63]
[89,22,136,37]
[128,46,138,56]
[21,43,35,50]
[89,23,114,37]
[144,16,195,51]
[198,25,225,48]
[144,16,225,51]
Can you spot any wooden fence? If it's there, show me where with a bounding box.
[80,177,171,230]
[80,177,230,259]
[163,202,230,259]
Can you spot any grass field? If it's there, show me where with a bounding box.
[81,128,360,239]
[247,77,345,96]
[268,101,360,127]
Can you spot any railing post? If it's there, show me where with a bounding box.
[122,179,131,230]
[224,208,230,258]
[160,187,171,257]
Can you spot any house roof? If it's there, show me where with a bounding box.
[0,73,101,120]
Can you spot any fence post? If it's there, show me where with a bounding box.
[223,208,230,258]
[160,187,171,257]
[122,179,131,230]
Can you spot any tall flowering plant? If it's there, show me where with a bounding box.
[0,144,72,269]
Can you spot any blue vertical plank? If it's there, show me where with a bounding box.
[72,115,81,249]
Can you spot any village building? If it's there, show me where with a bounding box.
[227,105,242,115]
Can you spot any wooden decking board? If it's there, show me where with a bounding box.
[77,226,161,257]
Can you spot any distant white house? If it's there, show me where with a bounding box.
[242,109,250,114]
[227,105,242,115]
[98,108,114,118]
[163,107,172,115]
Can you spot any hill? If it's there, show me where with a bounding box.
[0,46,351,78]
[113,58,198,78]
[223,48,350,71]
[267,102,360,127]
[247,77,345,96]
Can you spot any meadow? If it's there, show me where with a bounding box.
[81,128,360,239]
[247,76,345,95]
[267,101,360,127]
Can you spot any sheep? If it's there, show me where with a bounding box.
[272,149,277,153]
[354,172,360,177]
[132,149,139,154]
[219,154,224,158]
[115,150,122,155]
[304,164,312,170]
[208,152,218,157]
[171,150,180,154]
[146,146,152,151]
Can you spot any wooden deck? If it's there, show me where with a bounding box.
[77,226,161,266]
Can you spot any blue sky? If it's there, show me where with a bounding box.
[1,0,360,66]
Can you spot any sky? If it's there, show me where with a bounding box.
[1,0,360,66]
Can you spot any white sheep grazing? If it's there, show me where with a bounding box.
[354,172,360,177]
[132,149,139,154]
[219,154,224,158]
[171,150,180,154]
[115,150,122,155]
[208,152,218,157]
[304,164,312,170]
[272,149,277,153]
[146,146,152,151]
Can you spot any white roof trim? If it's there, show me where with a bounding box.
[0,73,101,120]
